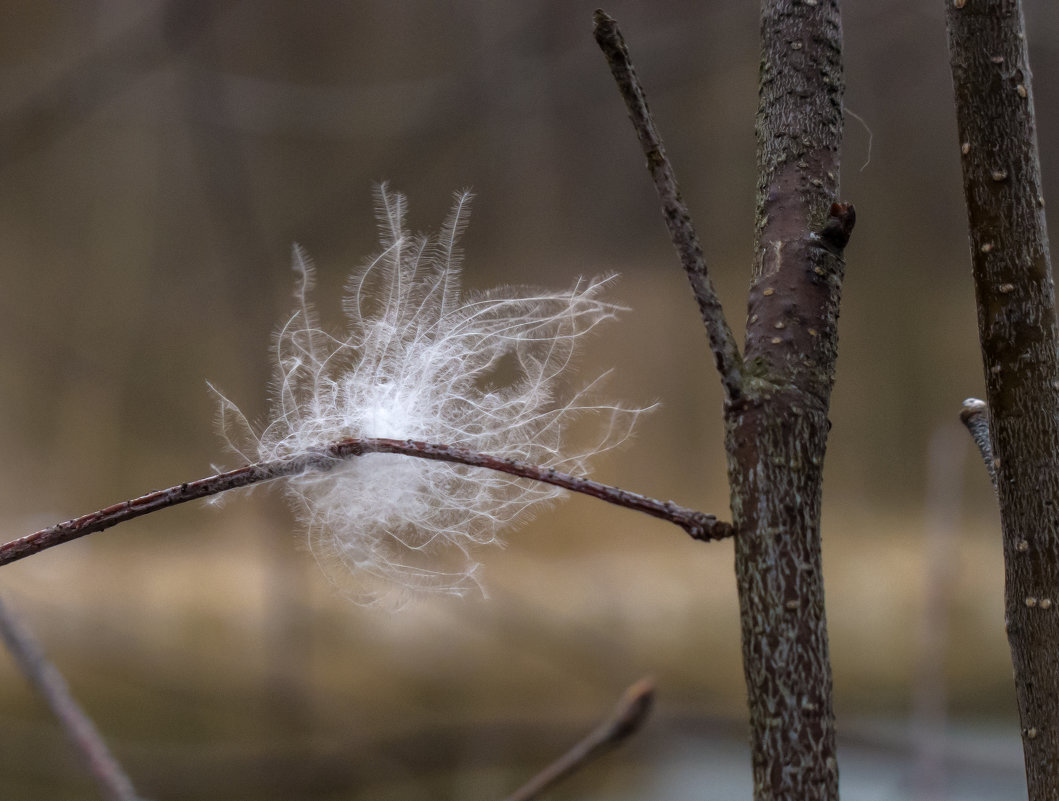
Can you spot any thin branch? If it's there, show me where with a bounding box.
[0,437,733,568]
[501,677,655,801]
[948,3,1059,793]
[959,398,997,492]
[0,595,143,801]
[593,10,743,404]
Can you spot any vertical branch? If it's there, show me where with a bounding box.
[946,2,1059,798]
[0,596,142,801]
[595,5,851,800]
[595,6,851,800]
[726,2,851,801]
[593,11,744,404]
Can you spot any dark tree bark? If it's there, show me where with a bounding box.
[946,2,1059,799]
[725,3,849,800]
[597,2,852,798]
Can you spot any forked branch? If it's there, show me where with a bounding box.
[593,10,743,403]
[0,437,733,568]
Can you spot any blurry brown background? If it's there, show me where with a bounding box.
[0,1,1056,799]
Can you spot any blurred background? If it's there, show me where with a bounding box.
[0,1,1056,799]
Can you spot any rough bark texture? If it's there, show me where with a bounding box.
[725,2,849,799]
[595,4,850,797]
[946,2,1059,798]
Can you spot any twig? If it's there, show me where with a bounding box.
[959,398,997,492]
[593,10,743,404]
[501,677,655,801]
[0,437,733,568]
[0,595,143,801]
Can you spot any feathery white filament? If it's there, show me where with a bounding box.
[218,185,643,606]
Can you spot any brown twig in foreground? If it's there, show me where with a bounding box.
[593,10,743,403]
[0,437,733,568]
[0,595,143,801]
[501,677,655,801]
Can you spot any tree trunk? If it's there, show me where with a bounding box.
[725,2,850,800]
[946,2,1059,799]
[595,3,852,796]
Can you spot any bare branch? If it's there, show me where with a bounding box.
[727,2,850,798]
[501,677,654,801]
[0,596,143,801]
[0,437,733,568]
[593,10,743,404]
[959,398,997,492]
[947,2,1059,794]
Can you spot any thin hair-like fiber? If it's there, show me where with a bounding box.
[216,185,645,607]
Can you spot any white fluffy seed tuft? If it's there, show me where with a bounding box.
[216,184,644,606]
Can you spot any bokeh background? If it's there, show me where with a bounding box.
[0,1,1057,799]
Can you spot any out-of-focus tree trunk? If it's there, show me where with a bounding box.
[946,2,1059,799]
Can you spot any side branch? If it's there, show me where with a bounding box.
[502,677,654,801]
[593,9,743,403]
[0,438,733,568]
[959,398,997,492]
[0,596,142,801]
